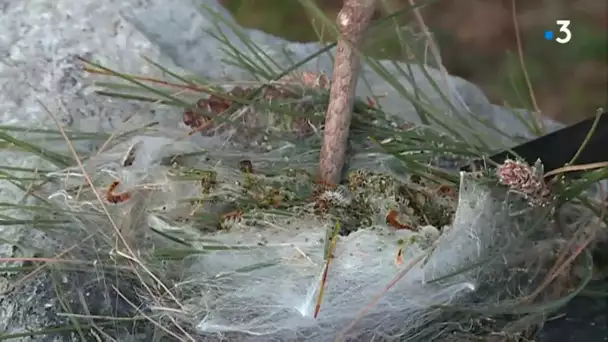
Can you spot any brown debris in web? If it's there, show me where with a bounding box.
[182,72,331,140]
[277,71,331,90]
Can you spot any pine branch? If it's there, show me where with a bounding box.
[318,0,378,185]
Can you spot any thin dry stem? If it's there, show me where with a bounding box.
[113,286,194,342]
[511,0,546,134]
[543,161,608,179]
[0,257,118,267]
[408,0,461,113]
[408,1,445,78]
[336,248,431,341]
[84,66,211,94]
[318,0,378,185]
[522,184,606,304]
[0,233,96,295]
[40,100,185,312]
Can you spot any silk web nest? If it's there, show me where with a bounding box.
[40,132,595,342]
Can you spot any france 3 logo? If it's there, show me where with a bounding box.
[544,20,572,44]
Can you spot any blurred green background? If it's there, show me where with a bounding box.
[219,0,607,124]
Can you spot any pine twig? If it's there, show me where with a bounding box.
[318,0,378,185]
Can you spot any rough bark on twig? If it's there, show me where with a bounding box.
[317,0,378,185]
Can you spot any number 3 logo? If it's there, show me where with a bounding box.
[556,20,572,44]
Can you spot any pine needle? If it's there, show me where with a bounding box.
[313,220,342,318]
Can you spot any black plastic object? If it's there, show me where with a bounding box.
[462,112,608,176]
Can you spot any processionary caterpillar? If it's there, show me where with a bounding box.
[106,181,131,204]
[386,209,417,232]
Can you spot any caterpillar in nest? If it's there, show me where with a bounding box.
[436,184,458,198]
[314,197,330,216]
[386,209,417,232]
[218,209,244,230]
[106,181,131,204]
